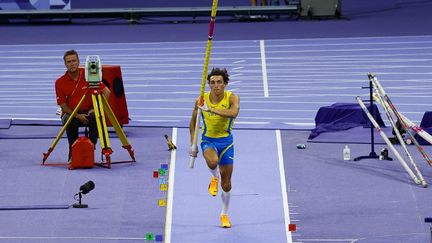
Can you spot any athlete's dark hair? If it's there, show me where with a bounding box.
[207,68,229,84]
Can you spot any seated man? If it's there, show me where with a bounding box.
[55,50,110,160]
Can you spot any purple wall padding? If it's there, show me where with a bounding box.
[309,103,385,140]
[0,119,11,129]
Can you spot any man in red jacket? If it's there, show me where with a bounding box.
[55,50,110,160]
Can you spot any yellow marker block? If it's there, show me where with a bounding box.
[160,183,168,191]
[158,199,167,207]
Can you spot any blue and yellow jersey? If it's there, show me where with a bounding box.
[201,91,235,138]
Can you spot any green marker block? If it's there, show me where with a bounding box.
[146,232,154,241]
[158,168,166,176]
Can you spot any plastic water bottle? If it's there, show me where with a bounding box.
[343,145,350,161]
[380,148,387,160]
[296,144,306,149]
[55,106,62,116]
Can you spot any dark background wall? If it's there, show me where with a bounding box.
[71,0,251,8]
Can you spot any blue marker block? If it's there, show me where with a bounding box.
[159,178,167,185]
[155,234,163,241]
[161,163,169,170]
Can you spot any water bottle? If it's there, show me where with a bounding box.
[296,144,306,149]
[380,148,390,160]
[343,145,350,161]
[55,106,62,116]
[380,148,387,160]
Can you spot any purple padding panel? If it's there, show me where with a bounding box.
[308,126,390,145]
[12,120,63,126]
[0,205,70,210]
[414,111,432,145]
[0,124,141,139]
[0,119,11,129]
[420,111,432,128]
[309,103,385,140]
[0,125,64,139]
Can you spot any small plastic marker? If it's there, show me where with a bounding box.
[161,163,168,170]
[160,183,168,191]
[158,168,166,176]
[159,178,167,184]
[155,234,163,242]
[145,232,155,241]
[288,223,297,232]
[153,170,159,178]
[158,199,167,207]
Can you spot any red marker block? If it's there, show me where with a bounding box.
[153,170,159,178]
[288,223,296,232]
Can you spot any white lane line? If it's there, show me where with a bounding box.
[260,40,269,98]
[264,46,432,53]
[283,122,316,127]
[264,40,432,47]
[297,239,358,242]
[165,127,177,243]
[276,129,292,243]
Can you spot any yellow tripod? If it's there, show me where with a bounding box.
[42,87,135,169]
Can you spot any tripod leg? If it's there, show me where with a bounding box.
[101,95,135,161]
[92,93,112,168]
[42,94,87,163]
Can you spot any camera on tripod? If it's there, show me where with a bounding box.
[85,55,102,88]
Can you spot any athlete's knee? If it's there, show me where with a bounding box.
[206,160,218,170]
[221,180,231,192]
[203,150,219,168]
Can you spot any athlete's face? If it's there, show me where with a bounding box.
[209,75,226,96]
[64,54,80,74]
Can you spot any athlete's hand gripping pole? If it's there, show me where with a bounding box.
[189,0,219,168]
